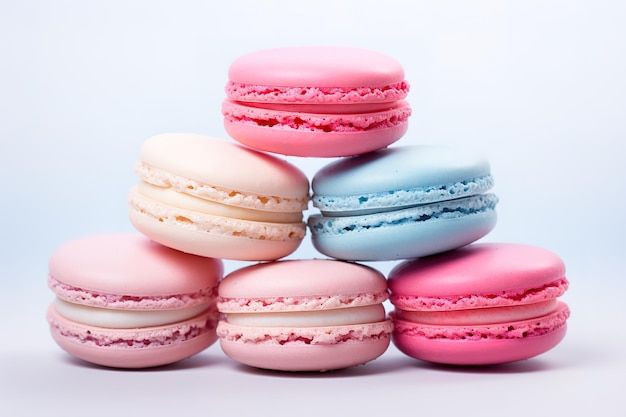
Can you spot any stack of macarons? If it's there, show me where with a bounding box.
[46,45,569,371]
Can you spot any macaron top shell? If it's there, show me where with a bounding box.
[218,259,389,313]
[139,133,309,201]
[49,234,222,300]
[226,46,408,101]
[388,243,568,310]
[312,146,493,213]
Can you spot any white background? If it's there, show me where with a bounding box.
[1,1,624,416]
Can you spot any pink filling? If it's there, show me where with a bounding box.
[225,82,410,104]
[391,302,570,341]
[222,100,411,133]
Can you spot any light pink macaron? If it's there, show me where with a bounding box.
[388,243,570,366]
[222,46,412,157]
[217,259,393,371]
[46,234,223,368]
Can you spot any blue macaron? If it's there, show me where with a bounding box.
[308,145,498,261]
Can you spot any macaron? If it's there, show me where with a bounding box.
[128,133,310,261]
[46,234,223,368]
[388,243,570,366]
[216,259,393,372]
[222,46,412,157]
[308,145,498,261]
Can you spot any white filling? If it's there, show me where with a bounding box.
[398,299,558,326]
[137,182,303,223]
[54,298,211,328]
[225,304,385,327]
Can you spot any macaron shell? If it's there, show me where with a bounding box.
[47,303,219,368]
[217,321,392,372]
[224,120,409,158]
[139,133,309,199]
[48,233,222,298]
[217,259,388,309]
[220,337,390,372]
[129,209,303,261]
[227,46,407,91]
[309,204,497,261]
[388,243,567,299]
[312,145,491,198]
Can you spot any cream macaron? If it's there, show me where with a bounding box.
[128,133,310,261]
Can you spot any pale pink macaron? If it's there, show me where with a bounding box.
[222,46,412,157]
[128,133,310,261]
[46,234,223,368]
[388,243,570,366]
[217,259,393,371]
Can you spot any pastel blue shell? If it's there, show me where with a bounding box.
[312,146,493,215]
[308,146,498,261]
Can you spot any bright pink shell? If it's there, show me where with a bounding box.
[388,243,570,365]
[226,46,409,102]
[388,243,568,311]
[48,234,223,310]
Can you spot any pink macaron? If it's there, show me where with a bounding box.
[216,259,393,371]
[222,46,412,157]
[388,243,570,366]
[46,234,223,368]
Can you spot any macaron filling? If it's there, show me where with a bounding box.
[135,161,309,213]
[309,194,498,235]
[313,175,495,215]
[135,183,303,223]
[47,304,218,348]
[394,299,558,326]
[54,298,213,329]
[225,81,410,104]
[130,189,306,242]
[222,99,411,133]
[392,302,570,341]
[225,304,385,327]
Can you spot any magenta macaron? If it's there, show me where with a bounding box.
[46,234,223,368]
[222,46,412,157]
[388,243,570,366]
[216,259,393,371]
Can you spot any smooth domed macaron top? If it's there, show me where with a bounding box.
[49,234,223,296]
[218,259,387,299]
[388,243,566,297]
[140,133,309,199]
[312,146,492,197]
[227,46,406,88]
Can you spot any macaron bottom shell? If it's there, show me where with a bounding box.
[223,119,409,158]
[129,208,303,261]
[390,302,569,366]
[47,304,219,368]
[308,204,497,261]
[217,320,393,372]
